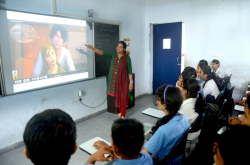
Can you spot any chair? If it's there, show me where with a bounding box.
[225,86,235,100]
[184,115,203,158]
[214,92,226,108]
[217,98,235,121]
[221,74,232,90]
[154,127,191,165]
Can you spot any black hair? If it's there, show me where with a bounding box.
[182,78,206,114]
[216,125,250,165]
[111,118,144,157]
[212,59,220,67]
[182,66,197,79]
[23,109,76,165]
[49,25,67,43]
[152,85,183,133]
[199,59,208,66]
[199,62,221,90]
[118,41,127,53]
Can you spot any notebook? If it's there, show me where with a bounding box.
[142,108,165,118]
[79,137,111,157]
[234,105,245,112]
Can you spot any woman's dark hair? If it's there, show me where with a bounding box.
[199,59,208,66]
[216,125,250,165]
[111,118,144,157]
[50,25,67,43]
[182,78,206,114]
[182,66,197,79]
[119,41,127,53]
[152,85,183,133]
[212,59,220,67]
[199,62,221,90]
[23,109,76,165]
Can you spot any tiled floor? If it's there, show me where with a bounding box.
[0,95,159,165]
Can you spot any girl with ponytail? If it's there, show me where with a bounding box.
[177,78,206,124]
[198,62,220,98]
[142,85,190,164]
[177,78,206,157]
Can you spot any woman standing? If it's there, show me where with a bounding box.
[87,41,133,118]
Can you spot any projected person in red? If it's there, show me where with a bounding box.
[40,43,66,76]
[31,25,75,77]
[87,42,133,118]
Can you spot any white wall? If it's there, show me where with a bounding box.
[0,0,146,151]
[144,0,250,100]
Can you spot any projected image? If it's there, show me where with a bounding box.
[8,22,87,79]
[0,10,93,94]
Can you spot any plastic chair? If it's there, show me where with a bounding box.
[184,115,203,158]
[214,92,226,108]
[225,86,235,100]
[154,127,191,165]
[217,98,235,121]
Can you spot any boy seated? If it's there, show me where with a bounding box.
[23,109,77,165]
[85,118,153,165]
[212,59,224,79]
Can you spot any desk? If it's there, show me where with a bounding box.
[142,108,165,118]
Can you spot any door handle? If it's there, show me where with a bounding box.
[177,57,181,65]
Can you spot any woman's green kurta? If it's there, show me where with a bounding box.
[102,52,132,97]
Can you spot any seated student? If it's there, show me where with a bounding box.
[198,62,220,98]
[23,109,78,165]
[196,59,208,84]
[85,118,153,165]
[177,78,206,157]
[141,85,190,164]
[176,66,197,87]
[228,94,250,126]
[213,125,250,165]
[40,43,66,76]
[211,59,224,79]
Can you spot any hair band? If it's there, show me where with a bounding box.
[164,86,169,104]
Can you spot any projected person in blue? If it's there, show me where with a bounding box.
[31,25,75,77]
[40,43,66,76]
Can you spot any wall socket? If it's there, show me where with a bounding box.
[71,97,79,104]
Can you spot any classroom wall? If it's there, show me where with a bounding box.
[0,0,146,152]
[144,0,250,100]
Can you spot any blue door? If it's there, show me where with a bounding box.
[153,22,182,94]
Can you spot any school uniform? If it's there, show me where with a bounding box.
[144,114,190,165]
[213,67,224,79]
[85,152,153,165]
[179,98,201,158]
[201,79,220,98]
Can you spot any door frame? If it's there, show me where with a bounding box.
[149,22,185,93]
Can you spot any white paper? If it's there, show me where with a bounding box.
[163,39,171,49]
[243,97,247,100]
[234,105,245,112]
[246,91,250,94]
[142,108,165,118]
[79,137,111,157]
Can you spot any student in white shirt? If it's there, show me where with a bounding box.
[212,59,224,79]
[177,78,206,157]
[31,25,75,77]
[198,63,220,99]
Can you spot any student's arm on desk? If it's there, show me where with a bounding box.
[85,146,115,164]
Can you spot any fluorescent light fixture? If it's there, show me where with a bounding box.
[7,11,86,26]
[13,72,88,93]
